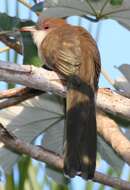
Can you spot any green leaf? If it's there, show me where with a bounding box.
[18,156,31,190]
[98,184,105,190]
[0,13,41,66]
[5,172,17,190]
[110,0,123,6]
[7,83,16,89]
[86,180,94,190]
[31,2,44,12]
[19,20,42,66]
[21,32,42,66]
[28,162,42,190]
[0,13,20,31]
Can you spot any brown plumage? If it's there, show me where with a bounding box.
[22,17,101,179]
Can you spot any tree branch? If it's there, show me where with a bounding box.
[0,87,32,99]
[0,60,66,96]
[0,123,130,190]
[0,88,42,109]
[18,0,32,9]
[101,66,115,86]
[1,61,130,165]
[0,47,10,53]
[97,88,130,121]
[97,110,130,165]
[0,60,130,121]
[0,36,22,54]
[17,0,41,16]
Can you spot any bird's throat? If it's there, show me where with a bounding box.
[32,30,48,49]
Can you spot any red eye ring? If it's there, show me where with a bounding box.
[44,25,49,30]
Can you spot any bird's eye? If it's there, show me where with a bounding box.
[44,25,49,30]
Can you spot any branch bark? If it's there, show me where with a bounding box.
[97,109,130,165]
[18,0,32,9]
[0,60,66,97]
[0,36,22,54]
[0,87,32,99]
[0,123,130,190]
[97,88,130,121]
[0,88,42,109]
[0,60,130,121]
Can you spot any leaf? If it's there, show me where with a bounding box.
[17,156,31,190]
[0,94,64,173]
[19,19,42,66]
[0,13,20,31]
[110,0,123,6]
[106,1,130,30]
[0,13,41,66]
[46,166,66,185]
[31,2,44,12]
[43,0,130,30]
[0,149,19,173]
[114,64,130,97]
[97,135,124,174]
[116,64,130,81]
[43,119,64,155]
[114,76,130,97]
[43,0,93,18]
[21,32,42,66]
[44,119,66,184]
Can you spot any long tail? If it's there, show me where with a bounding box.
[64,77,97,179]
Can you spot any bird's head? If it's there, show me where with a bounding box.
[20,17,66,48]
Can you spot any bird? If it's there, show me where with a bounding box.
[21,16,101,180]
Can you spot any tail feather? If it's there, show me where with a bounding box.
[79,100,96,179]
[64,78,96,179]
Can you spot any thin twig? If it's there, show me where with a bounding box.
[0,35,22,54]
[83,15,99,22]
[0,87,41,99]
[0,89,43,109]
[0,123,130,190]
[101,66,115,86]
[0,31,17,35]
[0,47,10,53]
[17,0,32,9]
[17,0,41,16]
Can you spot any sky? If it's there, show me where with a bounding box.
[0,0,130,189]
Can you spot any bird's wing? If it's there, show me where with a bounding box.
[55,48,80,76]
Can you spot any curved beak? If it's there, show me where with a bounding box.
[20,26,36,32]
